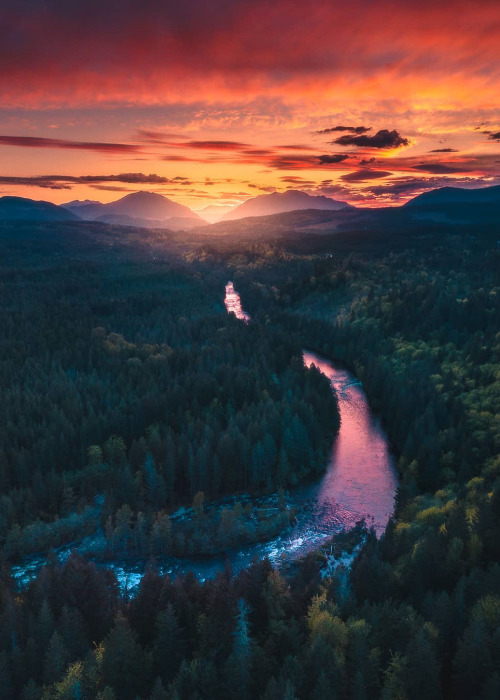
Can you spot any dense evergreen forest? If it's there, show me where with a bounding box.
[0,220,499,698]
[0,222,338,563]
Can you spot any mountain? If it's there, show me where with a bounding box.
[221,190,353,221]
[63,199,101,209]
[62,191,205,227]
[405,184,500,207]
[403,184,500,226]
[95,213,203,231]
[196,204,236,223]
[0,196,80,222]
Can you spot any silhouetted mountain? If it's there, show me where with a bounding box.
[221,190,353,221]
[402,184,500,226]
[405,184,500,207]
[63,191,204,225]
[96,213,204,230]
[63,199,101,209]
[196,204,236,223]
[62,202,106,219]
[0,196,80,222]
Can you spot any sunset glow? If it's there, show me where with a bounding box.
[1,0,499,210]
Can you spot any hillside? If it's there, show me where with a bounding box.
[221,189,353,221]
[0,196,80,222]
[63,191,205,226]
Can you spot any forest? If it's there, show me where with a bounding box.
[0,222,338,563]
[0,219,499,698]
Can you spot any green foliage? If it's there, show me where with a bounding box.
[1,221,499,698]
[0,234,337,562]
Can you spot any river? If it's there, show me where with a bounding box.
[11,283,397,590]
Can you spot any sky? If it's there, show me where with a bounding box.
[1,0,499,211]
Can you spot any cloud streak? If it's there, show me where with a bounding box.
[318,154,350,164]
[341,169,392,182]
[0,173,179,190]
[316,126,371,135]
[0,135,140,153]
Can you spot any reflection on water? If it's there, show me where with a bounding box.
[299,351,398,539]
[11,284,398,589]
[224,281,250,322]
[147,287,397,579]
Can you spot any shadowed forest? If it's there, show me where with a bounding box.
[0,219,499,699]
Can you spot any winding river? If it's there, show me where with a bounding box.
[11,283,397,589]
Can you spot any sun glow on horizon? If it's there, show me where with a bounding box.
[0,0,499,209]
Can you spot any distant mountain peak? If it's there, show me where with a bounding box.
[63,190,204,224]
[0,195,80,222]
[117,190,166,202]
[221,189,352,221]
[196,204,237,223]
[405,183,500,207]
[62,199,100,208]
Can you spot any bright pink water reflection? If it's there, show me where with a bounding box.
[224,282,250,322]
[302,350,398,537]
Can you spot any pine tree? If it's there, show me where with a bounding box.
[225,598,252,698]
[149,677,169,700]
[43,632,69,686]
[100,613,149,700]
[21,679,40,700]
[153,605,185,685]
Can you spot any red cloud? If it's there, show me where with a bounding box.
[0,135,139,153]
[1,1,500,106]
[181,141,251,150]
[0,173,176,189]
[341,169,392,182]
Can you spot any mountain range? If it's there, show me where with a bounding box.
[195,204,236,223]
[404,184,500,207]
[1,184,499,231]
[61,191,205,230]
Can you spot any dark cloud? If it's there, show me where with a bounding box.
[488,131,500,141]
[248,184,277,192]
[0,135,139,153]
[429,148,458,152]
[363,178,439,197]
[266,155,321,170]
[90,185,133,192]
[359,157,376,165]
[244,149,275,156]
[413,163,463,174]
[341,169,392,182]
[0,173,174,190]
[334,129,410,149]
[278,144,311,150]
[183,140,250,150]
[280,176,316,186]
[80,173,171,184]
[318,154,350,164]
[308,184,349,197]
[316,126,371,135]
[161,155,192,162]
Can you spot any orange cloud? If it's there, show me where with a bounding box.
[0,135,140,153]
[1,1,499,109]
[1,1,499,208]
